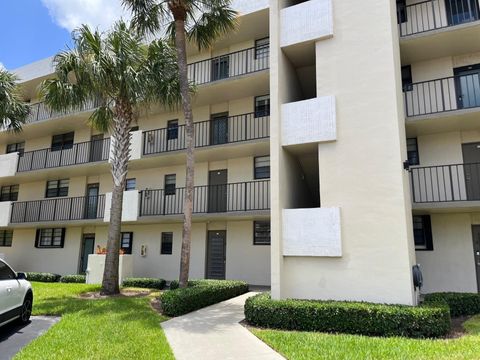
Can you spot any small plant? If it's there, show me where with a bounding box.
[96,245,125,255]
[26,272,61,283]
[60,275,86,283]
[122,278,166,290]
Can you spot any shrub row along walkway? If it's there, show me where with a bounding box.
[161,292,284,360]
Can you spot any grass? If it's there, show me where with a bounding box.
[253,316,480,360]
[14,282,174,360]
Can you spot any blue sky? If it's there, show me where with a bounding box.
[0,0,127,70]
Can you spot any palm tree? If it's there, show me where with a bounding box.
[0,69,30,132]
[40,21,181,295]
[123,0,237,288]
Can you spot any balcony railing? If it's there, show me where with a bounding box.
[139,180,270,216]
[410,163,480,203]
[26,98,101,124]
[17,138,111,172]
[187,45,269,86]
[404,72,480,117]
[143,113,269,155]
[10,195,106,223]
[398,0,480,37]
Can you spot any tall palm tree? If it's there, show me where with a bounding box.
[123,0,237,288]
[40,21,181,295]
[0,69,30,132]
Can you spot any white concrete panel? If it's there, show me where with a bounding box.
[0,202,12,227]
[13,57,55,82]
[232,0,269,15]
[103,191,139,222]
[0,153,19,177]
[280,0,333,48]
[86,254,133,285]
[283,207,341,257]
[282,96,336,146]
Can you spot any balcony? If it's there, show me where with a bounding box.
[26,98,101,125]
[143,113,269,156]
[10,195,106,224]
[139,180,270,217]
[17,138,111,172]
[410,163,480,208]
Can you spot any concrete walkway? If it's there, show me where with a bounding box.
[161,292,285,360]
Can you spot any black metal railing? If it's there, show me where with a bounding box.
[143,113,269,155]
[410,162,480,203]
[139,180,270,216]
[17,138,111,172]
[404,72,480,117]
[398,0,480,37]
[187,45,269,86]
[10,195,106,223]
[26,98,101,124]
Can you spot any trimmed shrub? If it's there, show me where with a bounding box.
[161,280,249,317]
[122,278,166,290]
[26,272,61,282]
[169,279,221,290]
[424,292,480,317]
[244,293,451,338]
[60,275,86,283]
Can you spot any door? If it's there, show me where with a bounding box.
[211,55,229,81]
[89,134,104,162]
[454,64,480,109]
[210,113,229,145]
[79,234,95,274]
[462,143,480,200]
[208,170,228,213]
[471,226,480,292]
[85,183,100,219]
[206,231,226,280]
[446,0,480,26]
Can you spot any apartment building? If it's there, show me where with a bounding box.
[0,0,479,304]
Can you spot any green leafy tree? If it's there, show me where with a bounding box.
[0,68,30,132]
[123,0,237,288]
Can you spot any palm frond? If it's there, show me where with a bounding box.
[0,69,30,133]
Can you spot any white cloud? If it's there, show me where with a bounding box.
[0,62,4,70]
[41,0,130,32]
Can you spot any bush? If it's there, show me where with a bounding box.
[26,272,61,282]
[424,292,480,317]
[122,278,166,290]
[244,293,451,338]
[60,274,86,283]
[169,279,221,290]
[160,280,249,317]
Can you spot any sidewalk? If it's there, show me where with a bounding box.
[161,292,285,360]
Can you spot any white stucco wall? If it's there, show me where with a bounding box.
[0,153,19,178]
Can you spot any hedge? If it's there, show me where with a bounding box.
[160,280,249,317]
[26,272,61,282]
[60,275,86,283]
[122,278,166,290]
[169,279,222,290]
[424,292,480,317]
[244,293,451,338]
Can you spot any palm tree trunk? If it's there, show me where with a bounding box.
[101,101,132,295]
[173,14,194,289]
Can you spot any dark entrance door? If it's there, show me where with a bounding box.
[85,183,100,219]
[208,170,228,213]
[446,0,480,26]
[206,231,226,279]
[210,113,229,145]
[454,64,480,110]
[80,234,95,274]
[471,226,480,292]
[89,134,104,162]
[462,143,480,200]
[211,55,229,81]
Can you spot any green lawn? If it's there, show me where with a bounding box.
[253,316,480,360]
[14,282,174,360]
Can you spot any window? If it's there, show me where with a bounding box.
[167,120,179,140]
[0,260,16,280]
[6,142,25,156]
[397,0,407,24]
[46,179,69,198]
[211,56,229,81]
[0,230,13,247]
[255,95,270,117]
[125,178,136,191]
[0,185,19,202]
[402,65,413,92]
[255,38,269,59]
[407,138,420,166]
[51,132,74,151]
[161,232,173,255]
[130,126,139,132]
[254,156,270,179]
[165,174,176,195]
[35,228,65,248]
[413,215,433,251]
[121,232,133,254]
[254,221,270,245]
